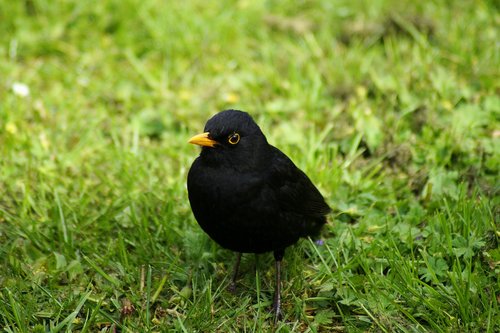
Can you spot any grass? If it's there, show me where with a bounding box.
[0,0,498,331]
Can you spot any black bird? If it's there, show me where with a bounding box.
[187,110,330,320]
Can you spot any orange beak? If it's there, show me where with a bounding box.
[188,132,217,148]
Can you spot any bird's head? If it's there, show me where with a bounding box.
[188,110,269,170]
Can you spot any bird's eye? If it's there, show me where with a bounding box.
[227,133,240,145]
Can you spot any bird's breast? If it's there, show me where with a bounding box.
[187,160,292,252]
[188,161,263,213]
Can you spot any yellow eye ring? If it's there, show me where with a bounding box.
[228,133,240,145]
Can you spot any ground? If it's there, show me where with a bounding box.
[0,0,499,332]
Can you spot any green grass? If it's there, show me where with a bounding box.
[0,0,499,331]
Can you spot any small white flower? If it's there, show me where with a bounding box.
[12,82,30,97]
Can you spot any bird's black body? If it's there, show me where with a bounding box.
[188,145,329,254]
[187,110,330,320]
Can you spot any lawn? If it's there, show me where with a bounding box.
[0,0,498,332]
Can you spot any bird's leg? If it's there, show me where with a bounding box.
[272,249,285,322]
[229,252,242,293]
[273,259,282,322]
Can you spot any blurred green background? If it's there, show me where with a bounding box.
[0,0,498,332]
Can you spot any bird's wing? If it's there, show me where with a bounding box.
[267,147,331,218]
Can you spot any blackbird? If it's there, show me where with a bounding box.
[187,110,330,321]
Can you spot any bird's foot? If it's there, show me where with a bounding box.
[229,252,242,294]
[228,281,237,294]
[271,299,283,323]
